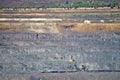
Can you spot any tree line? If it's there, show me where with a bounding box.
[0,0,119,9]
[70,0,120,9]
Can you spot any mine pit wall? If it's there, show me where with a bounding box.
[0,32,120,72]
[0,21,120,80]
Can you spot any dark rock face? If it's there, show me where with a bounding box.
[0,32,120,74]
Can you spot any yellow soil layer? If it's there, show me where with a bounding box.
[0,22,120,33]
[0,22,59,33]
[57,23,120,32]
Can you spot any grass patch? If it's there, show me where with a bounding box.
[51,13,120,17]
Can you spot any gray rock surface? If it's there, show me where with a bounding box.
[0,32,120,73]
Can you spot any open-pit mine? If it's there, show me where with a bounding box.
[0,9,120,80]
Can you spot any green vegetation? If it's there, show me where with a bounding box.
[71,0,119,9]
[109,0,117,9]
[0,0,120,9]
[49,13,120,22]
[51,13,120,18]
